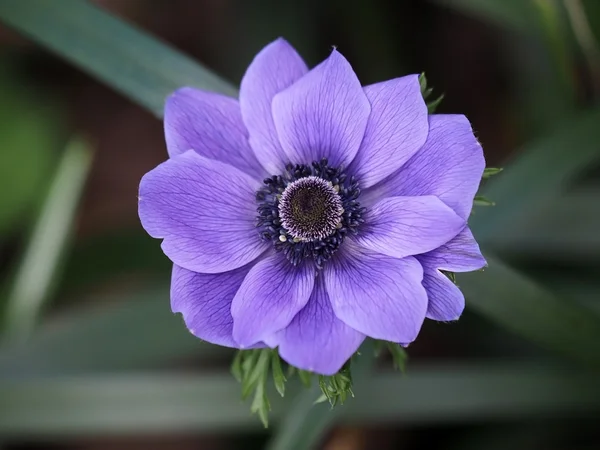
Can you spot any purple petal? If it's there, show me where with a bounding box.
[164,88,265,179]
[366,114,485,219]
[138,150,268,273]
[240,38,308,174]
[171,263,252,348]
[231,254,315,347]
[272,49,370,168]
[418,226,487,272]
[417,227,486,321]
[265,275,365,375]
[348,75,428,188]
[422,268,465,321]
[324,243,428,343]
[355,195,465,259]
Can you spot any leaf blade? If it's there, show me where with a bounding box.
[0,0,237,118]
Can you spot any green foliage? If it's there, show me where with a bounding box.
[4,137,93,340]
[0,66,62,236]
[474,195,496,207]
[315,364,354,407]
[419,72,445,113]
[482,167,504,178]
[233,349,272,427]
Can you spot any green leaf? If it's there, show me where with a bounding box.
[482,167,504,178]
[0,65,62,235]
[0,288,227,376]
[473,195,496,207]
[427,93,445,113]
[4,137,93,341]
[271,352,287,397]
[250,351,271,428]
[459,254,600,369]
[297,370,312,388]
[0,0,237,119]
[240,350,263,400]
[231,351,243,383]
[418,72,428,92]
[386,342,408,372]
[317,367,354,408]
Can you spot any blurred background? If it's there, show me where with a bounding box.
[0,0,599,449]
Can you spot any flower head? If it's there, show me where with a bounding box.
[138,38,486,375]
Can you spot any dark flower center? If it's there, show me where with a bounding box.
[278,176,344,242]
[256,159,364,269]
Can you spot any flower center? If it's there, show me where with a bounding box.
[255,159,365,269]
[278,176,343,242]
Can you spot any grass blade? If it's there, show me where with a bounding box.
[4,137,92,340]
[459,254,600,368]
[0,0,237,118]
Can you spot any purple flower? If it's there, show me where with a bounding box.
[138,38,486,375]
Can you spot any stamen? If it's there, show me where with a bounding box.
[278,176,343,242]
[255,158,365,269]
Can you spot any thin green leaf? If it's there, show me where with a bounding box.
[4,137,92,341]
[271,351,287,397]
[459,254,600,369]
[386,343,408,372]
[0,0,237,118]
[0,65,62,235]
[482,167,504,178]
[473,195,496,207]
[241,350,263,400]
[418,72,427,92]
[427,93,445,113]
[248,349,271,427]
[297,370,312,388]
[231,351,243,383]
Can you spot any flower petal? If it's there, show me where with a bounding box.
[355,195,465,259]
[418,226,487,272]
[272,49,370,168]
[348,75,428,188]
[171,263,252,347]
[324,243,427,343]
[265,275,365,375]
[366,114,485,219]
[231,254,315,347]
[417,227,486,321]
[421,268,465,321]
[240,38,308,174]
[164,88,265,179]
[138,150,268,273]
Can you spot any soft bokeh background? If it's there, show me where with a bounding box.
[0,0,599,449]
